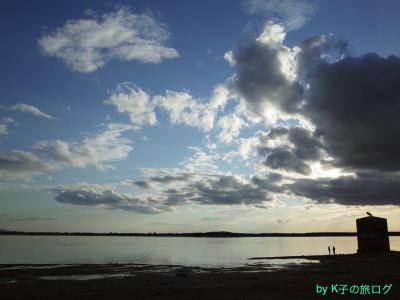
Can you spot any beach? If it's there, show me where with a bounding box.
[1,252,399,299]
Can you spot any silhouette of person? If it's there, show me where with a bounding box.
[332,246,336,255]
[328,246,331,255]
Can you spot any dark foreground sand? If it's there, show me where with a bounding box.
[1,252,399,300]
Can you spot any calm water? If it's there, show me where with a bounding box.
[1,236,399,267]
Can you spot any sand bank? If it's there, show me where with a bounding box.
[1,252,399,299]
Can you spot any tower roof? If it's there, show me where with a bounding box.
[356,215,386,221]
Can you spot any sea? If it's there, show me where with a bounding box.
[1,236,399,267]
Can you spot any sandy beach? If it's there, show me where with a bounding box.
[1,252,399,299]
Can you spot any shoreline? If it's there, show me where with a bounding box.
[2,231,400,237]
[1,252,399,299]
[2,230,400,238]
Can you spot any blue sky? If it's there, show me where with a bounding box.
[1,0,400,233]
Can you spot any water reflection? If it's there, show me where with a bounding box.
[0,236,398,267]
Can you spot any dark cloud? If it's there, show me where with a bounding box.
[229,38,303,116]
[230,27,400,206]
[251,173,283,188]
[201,217,219,221]
[49,173,283,213]
[276,218,291,223]
[0,214,55,221]
[286,171,400,206]
[191,176,268,205]
[50,188,172,214]
[0,150,54,179]
[304,53,400,173]
[133,174,193,189]
[297,35,348,74]
[127,172,285,210]
[132,180,153,189]
[258,127,323,175]
[150,174,189,183]
[163,189,193,206]
[282,38,400,205]
[265,149,312,175]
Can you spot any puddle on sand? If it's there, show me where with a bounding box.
[2,259,321,282]
[0,280,17,285]
[37,273,134,281]
[0,265,77,271]
[243,258,320,272]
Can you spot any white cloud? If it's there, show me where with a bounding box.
[244,0,316,31]
[38,7,179,73]
[34,123,136,171]
[104,82,234,134]
[2,103,54,119]
[223,51,235,66]
[0,118,14,137]
[256,21,287,44]
[238,134,262,160]
[206,143,217,150]
[104,83,157,126]
[209,84,230,111]
[181,147,220,172]
[154,90,215,132]
[217,114,247,144]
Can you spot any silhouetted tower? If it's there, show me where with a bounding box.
[356,214,390,253]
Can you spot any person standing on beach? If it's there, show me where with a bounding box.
[333,246,336,255]
[328,246,331,255]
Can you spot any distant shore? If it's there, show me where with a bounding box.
[1,230,400,237]
[1,252,400,299]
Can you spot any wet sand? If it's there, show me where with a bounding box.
[1,252,399,299]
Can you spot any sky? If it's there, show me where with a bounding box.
[1,0,400,233]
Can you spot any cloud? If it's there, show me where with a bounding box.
[181,147,220,172]
[2,103,54,119]
[105,82,232,133]
[33,13,400,211]
[139,174,189,184]
[209,84,230,111]
[286,171,400,206]
[265,149,312,175]
[104,83,157,126]
[303,53,400,173]
[45,145,286,212]
[0,214,55,221]
[0,150,55,180]
[244,0,317,31]
[189,174,281,205]
[0,124,7,136]
[227,22,303,122]
[50,187,172,214]
[297,34,348,73]
[258,126,323,175]
[132,180,153,189]
[34,123,135,170]
[0,118,15,137]
[223,22,400,207]
[276,218,291,223]
[154,90,215,132]
[217,114,247,144]
[38,7,178,73]
[134,167,283,208]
